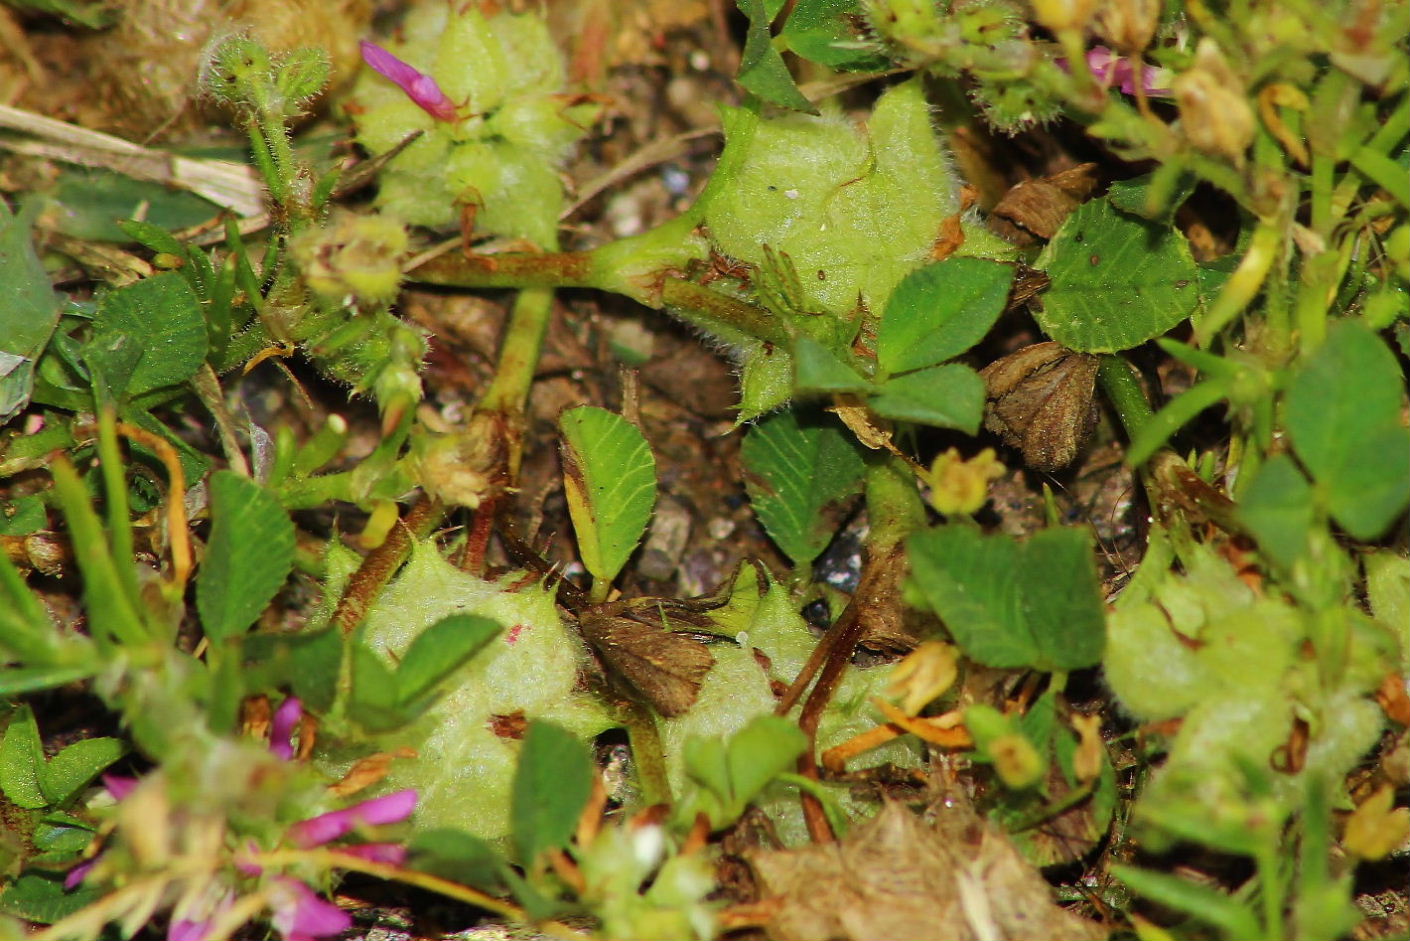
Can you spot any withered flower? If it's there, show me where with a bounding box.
[979,342,1100,472]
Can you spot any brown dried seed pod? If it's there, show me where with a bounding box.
[577,602,716,718]
[979,342,1100,473]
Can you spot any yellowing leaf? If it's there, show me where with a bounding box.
[1344,786,1410,860]
[559,406,657,590]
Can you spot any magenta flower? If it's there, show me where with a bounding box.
[64,858,96,890]
[66,774,140,888]
[288,789,418,848]
[167,919,210,941]
[359,40,458,122]
[269,878,353,941]
[1083,46,1173,97]
[65,717,414,941]
[102,773,138,801]
[270,696,302,761]
[334,842,408,866]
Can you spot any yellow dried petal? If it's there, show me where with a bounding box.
[885,641,959,716]
[927,447,1006,516]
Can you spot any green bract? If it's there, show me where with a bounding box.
[328,543,614,844]
[1105,525,1396,832]
[705,79,961,320]
[349,4,598,247]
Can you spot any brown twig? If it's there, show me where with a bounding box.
[116,422,190,593]
[332,495,446,635]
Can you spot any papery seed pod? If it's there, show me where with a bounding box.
[288,211,408,307]
[1093,0,1161,54]
[1029,0,1100,34]
[1173,39,1255,164]
[577,605,716,718]
[979,342,1100,472]
[410,414,507,511]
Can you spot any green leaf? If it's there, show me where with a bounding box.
[0,200,61,423]
[907,525,1105,671]
[0,705,47,809]
[348,641,409,732]
[285,628,343,713]
[877,257,1014,375]
[779,0,890,71]
[1113,864,1262,940]
[741,408,866,567]
[723,714,809,807]
[1035,199,1200,352]
[0,545,77,666]
[409,828,511,892]
[1106,170,1196,223]
[0,872,104,925]
[49,457,147,648]
[116,219,185,256]
[196,471,295,640]
[3,0,115,29]
[867,363,984,431]
[0,667,98,697]
[1285,320,1410,540]
[39,167,220,242]
[0,495,46,536]
[87,273,206,399]
[31,819,96,857]
[38,737,126,807]
[736,0,818,114]
[511,720,593,864]
[1239,454,1316,568]
[395,614,501,705]
[681,736,731,809]
[679,715,808,830]
[242,628,346,714]
[559,406,657,588]
[791,335,871,394]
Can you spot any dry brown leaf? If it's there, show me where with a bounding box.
[980,342,1100,473]
[1376,672,1410,726]
[990,163,1100,246]
[747,801,1106,941]
[328,747,418,798]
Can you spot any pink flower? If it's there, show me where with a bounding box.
[271,696,302,761]
[167,919,211,941]
[66,774,140,889]
[288,789,417,848]
[269,878,353,941]
[166,893,234,941]
[102,773,138,801]
[64,858,96,890]
[335,842,408,866]
[1084,46,1173,97]
[359,40,457,122]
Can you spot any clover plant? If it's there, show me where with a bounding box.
[0,0,1406,939]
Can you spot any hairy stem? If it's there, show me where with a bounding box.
[1096,353,1156,444]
